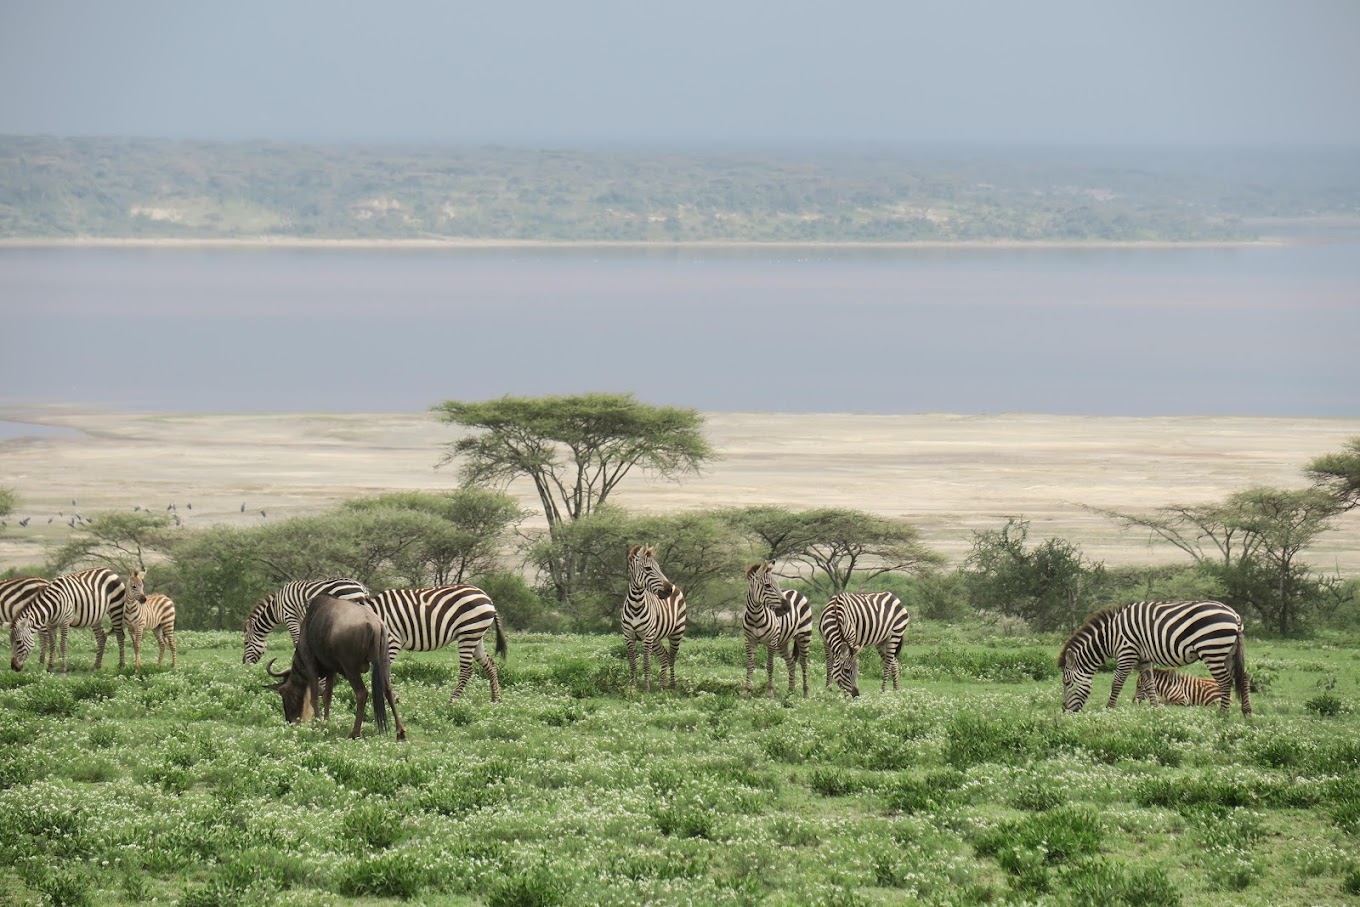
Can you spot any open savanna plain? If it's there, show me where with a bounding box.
[1,409,1359,906]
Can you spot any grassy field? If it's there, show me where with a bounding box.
[2,625,1357,906]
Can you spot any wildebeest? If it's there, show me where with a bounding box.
[266,594,407,740]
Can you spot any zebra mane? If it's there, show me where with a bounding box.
[1057,605,1120,668]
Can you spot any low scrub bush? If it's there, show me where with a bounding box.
[337,851,427,899]
[1058,859,1180,907]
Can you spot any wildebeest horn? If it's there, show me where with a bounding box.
[265,658,286,678]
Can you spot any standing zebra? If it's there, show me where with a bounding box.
[742,563,812,697]
[137,593,178,668]
[242,578,370,665]
[121,568,150,670]
[1058,600,1251,717]
[9,568,132,673]
[1134,666,1231,707]
[820,591,910,697]
[623,545,687,692]
[364,585,507,702]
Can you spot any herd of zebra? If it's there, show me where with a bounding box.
[3,548,1254,720]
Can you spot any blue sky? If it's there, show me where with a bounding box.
[1,0,1357,147]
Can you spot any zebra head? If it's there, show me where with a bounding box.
[745,562,787,614]
[1058,610,1110,713]
[242,593,277,664]
[9,614,38,671]
[627,545,674,600]
[822,603,859,697]
[1060,665,1094,713]
[125,568,147,604]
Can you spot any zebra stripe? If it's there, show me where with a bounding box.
[1134,666,1228,707]
[742,562,812,697]
[364,585,507,702]
[820,591,910,697]
[9,568,130,673]
[0,576,49,626]
[137,593,178,669]
[242,578,370,664]
[623,544,687,692]
[1058,599,1252,717]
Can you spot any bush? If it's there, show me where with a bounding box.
[341,801,406,850]
[1059,859,1181,907]
[337,851,426,899]
[1304,693,1345,717]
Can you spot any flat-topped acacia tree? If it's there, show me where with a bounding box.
[432,393,714,603]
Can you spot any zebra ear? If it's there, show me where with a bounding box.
[746,563,760,578]
[628,544,642,560]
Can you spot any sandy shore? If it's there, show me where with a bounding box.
[1,408,1356,576]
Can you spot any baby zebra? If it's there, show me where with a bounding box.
[135,593,178,668]
[1134,666,1233,707]
[820,591,910,697]
[742,562,812,697]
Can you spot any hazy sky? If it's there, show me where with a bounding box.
[1,0,1357,147]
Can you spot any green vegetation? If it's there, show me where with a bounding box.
[1,626,1357,906]
[4,136,1357,242]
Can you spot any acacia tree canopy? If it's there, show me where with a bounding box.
[1307,436,1360,512]
[433,393,715,602]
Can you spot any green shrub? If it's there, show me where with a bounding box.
[487,864,570,907]
[337,851,426,899]
[1059,859,1180,907]
[69,674,118,702]
[975,806,1103,891]
[945,713,1066,769]
[23,683,76,717]
[1343,868,1360,896]
[1305,693,1345,717]
[341,801,406,850]
[808,766,873,797]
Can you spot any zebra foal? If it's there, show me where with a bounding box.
[1058,600,1251,717]
[820,591,910,697]
[623,545,687,692]
[742,563,812,697]
[1134,666,1239,708]
[137,593,178,668]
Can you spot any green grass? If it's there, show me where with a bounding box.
[0,628,1357,905]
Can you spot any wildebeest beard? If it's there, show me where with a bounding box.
[267,661,316,724]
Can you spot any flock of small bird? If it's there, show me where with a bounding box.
[2,497,268,531]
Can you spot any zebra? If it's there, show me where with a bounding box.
[742,562,812,697]
[820,591,910,697]
[135,593,178,668]
[363,585,507,702]
[9,568,132,673]
[623,544,687,692]
[120,568,151,670]
[1134,666,1231,707]
[1058,600,1252,717]
[242,578,371,665]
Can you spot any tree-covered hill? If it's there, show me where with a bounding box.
[2,135,1356,242]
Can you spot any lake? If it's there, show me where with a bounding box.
[2,242,1357,415]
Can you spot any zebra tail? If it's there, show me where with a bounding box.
[494,611,508,660]
[371,626,390,734]
[1232,629,1252,716]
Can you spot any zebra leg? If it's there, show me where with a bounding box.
[625,636,639,692]
[474,644,502,703]
[779,641,796,695]
[1207,662,1234,717]
[168,629,177,668]
[666,637,682,690]
[56,625,70,674]
[113,624,126,669]
[1137,669,1161,707]
[1106,655,1139,708]
[131,626,143,672]
[641,638,653,693]
[156,629,166,665]
[765,647,776,697]
[797,638,810,698]
[744,639,757,696]
[450,644,476,701]
[90,625,107,671]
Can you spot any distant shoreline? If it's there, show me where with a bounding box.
[0,236,1289,251]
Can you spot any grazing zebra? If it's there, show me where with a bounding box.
[623,544,687,692]
[820,591,910,697]
[135,593,178,668]
[1134,666,1230,707]
[364,585,507,702]
[241,578,371,665]
[742,563,812,697]
[1058,600,1252,717]
[9,568,131,673]
[818,606,836,691]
